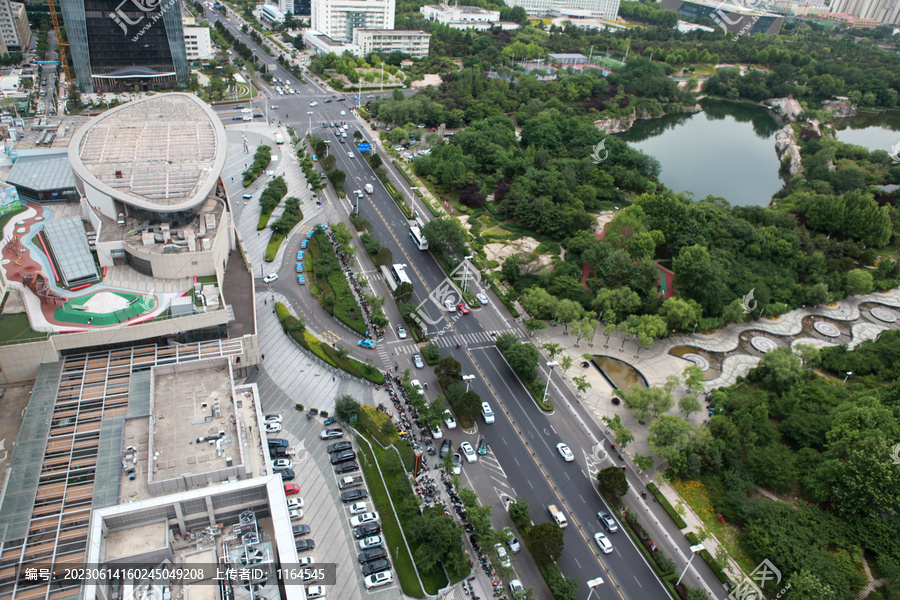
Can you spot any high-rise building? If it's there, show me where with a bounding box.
[183,16,213,61]
[503,0,620,19]
[311,0,395,42]
[0,0,29,52]
[60,0,189,93]
[830,0,900,25]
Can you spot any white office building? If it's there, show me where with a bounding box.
[260,3,286,23]
[353,29,431,58]
[183,17,213,60]
[503,0,620,19]
[420,3,500,24]
[311,0,395,41]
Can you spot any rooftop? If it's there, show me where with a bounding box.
[5,149,77,191]
[68,93,227,213]
[424,3,497,14]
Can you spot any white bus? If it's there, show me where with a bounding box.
[409,223,428,250]
[391,263,412,287]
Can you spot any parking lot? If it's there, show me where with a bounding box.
[262,408,404,599]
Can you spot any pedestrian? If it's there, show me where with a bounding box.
[264,299,267,305]
[262,354,266,360]
[332,375,335,381]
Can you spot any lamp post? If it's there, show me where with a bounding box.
[843,371,852,384]
[543,361,559,406]
[306,111,313,137]
[585,577,604,600]
[462,374,475,393]
[463,255,473,293]
[676,544,705,586]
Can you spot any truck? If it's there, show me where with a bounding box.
[364,183,374,194]
[274,132,284,145]
[339,475,364,489]
[547,504,567,528]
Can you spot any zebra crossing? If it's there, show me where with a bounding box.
[389,329,519,355]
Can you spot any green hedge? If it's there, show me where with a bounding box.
[647,482,688,529]
[243,145,271,187]
[327,270,367,334]
[685,532,732,585]
[275,303,384,384]
[264,232,286,262]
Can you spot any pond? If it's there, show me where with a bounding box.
[591,355,647,393]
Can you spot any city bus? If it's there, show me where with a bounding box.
[391,263,412,287]
[409,222,428,250]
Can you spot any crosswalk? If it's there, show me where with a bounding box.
[388,329,519,355]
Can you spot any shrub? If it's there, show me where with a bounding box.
[647,482,687,529]
[243,145,271,187]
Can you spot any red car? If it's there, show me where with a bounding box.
[284,484,301,496]
[457,303,470,314]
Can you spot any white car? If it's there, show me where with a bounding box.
[397,325,408,339]
[451,453,461,475]
[477,293,489,304]
[443,410,457,429]
[263,273,278,283]
[431,425,443,439]
[340,110,346,115]
[265,414,283,424]
[410,380,424,395]
[413,354,425,369]
[349,502,369,515]
[289,509,304,520]
[503,527,521,553]
[594,532,613,554]
[287,497,305,510]
[305,585,325,599]
[460,441,477,463]
[482,402,495,424]
[265,422,282,433]
[350,512,380,527]
[298,556,315,567]
[273,458,293,470]
[394,145,404,151]
[557,443,574,462]
[444,299,456,312]
[494,543,511,568]
[359,535,383,550]
[348,152,355,158]
[509,579,525,598]
[364,571,393,589]
[309,101,318,106]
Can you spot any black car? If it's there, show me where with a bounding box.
[358,548,387,564]
[324,98,332,103]
[354,523,381,538]
[293,524,311,537]
[331,450,357,464]
[337,97,346,101]
[335,461,359,474]
[268,438,289,448]
[279,469,296,481]
[327,441,353,454]
[231,116,243,120]
[341,489,369,503]
[440,439,452,459]
[295,539,315,552]
[361,558,392,576]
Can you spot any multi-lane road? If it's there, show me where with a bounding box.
[209,9,726,600]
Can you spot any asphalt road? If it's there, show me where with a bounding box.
[210,9,724,600]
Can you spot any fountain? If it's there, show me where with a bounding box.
[590,356,647,393]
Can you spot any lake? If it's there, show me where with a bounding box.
[617,99,784,207]
[833,110,900,153]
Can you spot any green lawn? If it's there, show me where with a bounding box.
[0,312,48,344]
[54,292,156,326]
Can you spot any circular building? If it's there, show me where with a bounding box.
[69,93,233,279]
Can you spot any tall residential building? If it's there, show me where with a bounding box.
[183,16,213,60]
[311,0,395,41]
[503,0,620,19]
[0,0,29,52]
[830,0,900,25]
[60,0,190,93]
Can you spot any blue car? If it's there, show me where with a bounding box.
[297,274,306,285]
[358,339,376,348]
[306,231,315,240]
[312,155,318,161]
[300,239,309,249]
[297,250,305,260]
[319,224,329,230]
[296,262,304,273]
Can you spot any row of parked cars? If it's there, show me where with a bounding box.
[321,429,395,589]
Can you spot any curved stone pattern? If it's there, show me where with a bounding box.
[750,336,779,353]
[682,353,710,371]
[870,307,897,323]
[813,321,841,337]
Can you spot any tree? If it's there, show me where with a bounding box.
[496,331,520,353]
[394,282,413,303]
[682,365,706,394]
[648,414,694,463]
[334,394,361,422]
[678,395,701,418]
[509,496,532,532]
[555,299,583,331]
[505,342,540,381]
[435,356,462,387]
[542,342,562,360]
[845,269,874,295]
[285,315,306,333]
[663,374,680,393]
[375,247,393,266]
[658,297,703,331]
[67,83,82,109]
[603,415,635,449]
[526,522,565,565]
[619,314,668,348]
[422,218,468,257]
[454,390,482,424]
[459,488,493,537]
[520,287,559,320]
[559,355,573,376]
[784,570,838,600]
[572,316,600,347]
[597,465,629,497]
[335,344,351,360]
[754,347,804,391]
[619,386,673,424]
[422,342,441,363]
[524,319,547,338]
[573,375,591,396]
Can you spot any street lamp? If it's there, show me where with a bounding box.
[462,255,473,293]
[585,577,604,600]
[542,361,559,406]
[306,111,313,137]
[462,374,475,393]
[676,544,705,586]
[843,371,852,384]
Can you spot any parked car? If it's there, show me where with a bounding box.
[451,453,461,475]
[265,414,283,424]
[358,339,376,348]
[300,239,309,249]
[284,484,300,495]
[287,497,304,510]
[342,489,369,503]
[477,437,488,455]
[330,450,357,464]
[413,354,425,369]
[265,422,281,433]
[297,275,306,285]
[509,579,525,599]
[494,543,511,567]
[443,410,457,429]
[295,539,315,552]
[349,502,368,515]
[354,523,381,538]
[320,428,344,440]
[297,556,314,566]
[273,458,293,470]
[364,571,393,589]
[289,509,304,520]
[335,462,359,474]
[503,527,521,552]
[460,442,477,463]
[361,558,392,576]
[327,441,353,454]
[292,524,311,537]
[350,512,379,527]
[359,535,383,550]
[305,585,325,599]
[357,547,388,564]
[440,439,452,459]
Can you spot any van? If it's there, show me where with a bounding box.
[548,504,567,528]
[364,183,374,194]
[482,402,494,424]
[242,193,253,200]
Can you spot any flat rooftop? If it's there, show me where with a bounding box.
[68,93,227,213]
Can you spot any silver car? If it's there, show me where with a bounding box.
[397,325,408,339]
[476,293,489,305]
[413,354,424,369]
